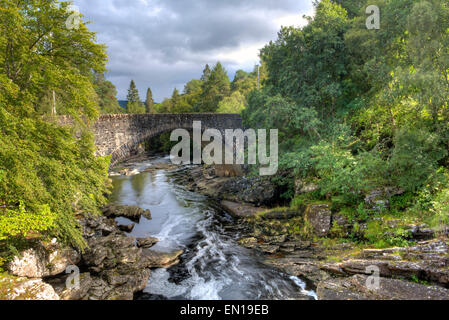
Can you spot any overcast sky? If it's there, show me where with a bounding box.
[74,0,314,102]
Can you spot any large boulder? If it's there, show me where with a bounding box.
[81,233,152,300]
[317,275,449,300]
[102,204,152,223]
[304,204,332,237]
[47,272,92,300]
[0,276,60,300]
[220,200,266,218]
[136,237,159,249]
[8,241,81,278]
[141,249,184,268]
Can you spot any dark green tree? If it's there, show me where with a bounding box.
[197,62,230,112]
[145,87,155,114]
[126,80,145,114]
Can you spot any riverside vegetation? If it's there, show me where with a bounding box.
[1,0,449,300]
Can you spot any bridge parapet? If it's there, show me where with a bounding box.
[60,113,242,165]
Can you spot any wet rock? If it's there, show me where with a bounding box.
[136,237,159,249]
[118,224,135,233]
[102,204,152,223]
[47,273,92,300]
[0,276,60,300]
[317,275,449,300]
[141,249,184,268]
[8,242,81,278]
[264,255,331,284]
[304,204,332,237]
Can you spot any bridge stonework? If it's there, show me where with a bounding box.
[61,114,242,165]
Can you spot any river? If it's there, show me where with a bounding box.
[109,157,317,300]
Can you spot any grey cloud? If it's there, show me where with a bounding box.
[74,0,313,101]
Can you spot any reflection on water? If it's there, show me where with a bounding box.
[110,159,317,300]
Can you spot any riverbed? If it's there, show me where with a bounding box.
[109,157,317,300]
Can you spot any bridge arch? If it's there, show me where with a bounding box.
[90,114,242,165]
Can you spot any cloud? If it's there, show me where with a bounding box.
[74,0,314,101]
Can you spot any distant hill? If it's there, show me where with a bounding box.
[118,100,128,110]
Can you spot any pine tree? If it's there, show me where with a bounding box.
[201,64,212,82]
[126,80,145,114]
[171,88,180,112]
[145,87,155,113]
[198,62,230,112]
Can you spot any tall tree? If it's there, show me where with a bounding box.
[126,80,145,114]
[0,0,110,249]
[145,87,155,114]
[197,62,231,112]
[171,88,180,112]
[92,73,123,114]
[201,64,212,82]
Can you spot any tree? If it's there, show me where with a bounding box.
[92,73,123,114]
[145,88,155,114]
[126,80,145,114]
[0,0,110,250]
[171,88,180,111]
[197,62,230,112]
[217,91,246,114]
[201,64,212,82]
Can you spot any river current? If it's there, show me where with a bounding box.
[110,157,317,300]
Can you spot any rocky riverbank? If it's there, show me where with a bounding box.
[178,164,449,300]
[1,204,183,300]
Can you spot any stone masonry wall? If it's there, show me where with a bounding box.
[59,113,242,165]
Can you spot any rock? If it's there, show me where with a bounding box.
[304,204,332,237]
[364,187,405,211]
[78,214,118,238]
[82,234,141,272]
[262,209,302,220]
[317,275,449,300]
[221,200,266,218]
[0,276,60,300]
[81,233,152,300]
[8,242,81,278]
[295,178,319,195]
[47,273,92,300]
[136,237,159,248]
[102,204,152,223]
[321,240,449,287]
[141,249,184,268]
[118,224,135,233]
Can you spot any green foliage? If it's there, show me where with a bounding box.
[126,80,145,114]
[0,203,56,241]
[0,1,111,252]
[388,129,447,192]
[196,62,231,112]
[92,73,123,114]
[145,88,155,114]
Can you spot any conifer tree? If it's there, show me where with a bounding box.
[145,87,155,113]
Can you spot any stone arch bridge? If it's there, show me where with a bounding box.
[61,114,242,165]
